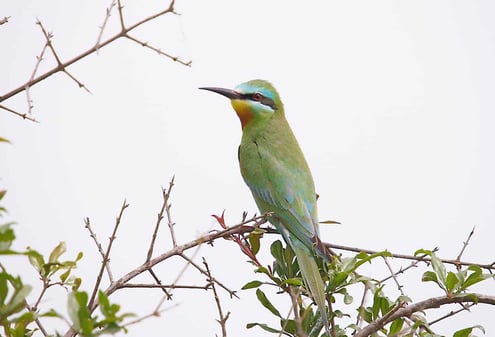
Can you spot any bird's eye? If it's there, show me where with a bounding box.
[252,92,263,101]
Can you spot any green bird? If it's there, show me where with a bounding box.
[200,79,330,334]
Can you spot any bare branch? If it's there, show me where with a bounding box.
[456,226,476,270]
[36,20,92,94]
[85,217,114,283]
[428,303,475,326]
[0,104,38,122]
[118,283,210,290]
[203,258,230,337]
[26,20,52,114]
[147,268,172,299]
[165,178,177,247]
[125,34,191,66]
[380,251,432,283]
[146,180,175,262]
[89,199,129,308]
[328,242,495,271]
[180,253,238,299]
[382,256,405,296]
[1,0,190,120]
[95,0,117,53]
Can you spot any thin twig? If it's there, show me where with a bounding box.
[36,20,92,94]
[146,180,175,262]
[95,0,117,53]
[382,256,405,296]
[118,283,211,290]
[0,104,38,122]
[327,243,494,271]
[85,217,114,283]
[125,34,190,65]
[455,226,476,270]
[180,253,238,299]
[379,251,432,283]
[203,258,230,337]
[165,178,177,247]
[26,20,52,114]
[88,199,129,308]
[428,303,475,326]
[147,268,172,299]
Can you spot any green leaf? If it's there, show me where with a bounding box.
[414,248,433,256]
[422,271,439,284]
[458,265,491,292]
[280,319,296,334]
[0,137,10,144]
[256,289,281,318]
[68,291,93,335]
[26,249,45,274]
[446,271,459,293]
[40,309,64,318]
[9,284,32,314]
[49,242,66,263]
[60,268,71,283]
[0,223,16,251]
[280,278,303,287]
[248,232,261,255]
[453,325,485,337]
[389,318,404,334]
[270,240,284,262]
[242,280,263,290]
[430,252,446,285]
[246,322,283,334]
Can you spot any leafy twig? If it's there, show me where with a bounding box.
[355,294,495,337]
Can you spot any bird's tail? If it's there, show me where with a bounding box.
[291,241,330,335]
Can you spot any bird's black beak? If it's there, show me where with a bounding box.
[199,87,242,100]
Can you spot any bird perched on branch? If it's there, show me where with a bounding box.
[200,79,330,334]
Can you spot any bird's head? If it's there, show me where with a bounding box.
[200,79,282,129]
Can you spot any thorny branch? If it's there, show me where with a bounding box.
[85,217,114,283]
[88,199,129,309]
[327,243,495,271]
[57,180,493,337]
[1,0,191,120]
[456,226,476,270]
[204,258,230,337]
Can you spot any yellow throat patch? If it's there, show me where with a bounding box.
[231,99,254,129]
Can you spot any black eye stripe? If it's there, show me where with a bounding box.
[241,93,277,110]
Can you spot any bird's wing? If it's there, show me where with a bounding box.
[244,142,319,251]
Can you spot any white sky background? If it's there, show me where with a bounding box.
[1,1,495,336]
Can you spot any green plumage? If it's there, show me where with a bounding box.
[200,79,330,334]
